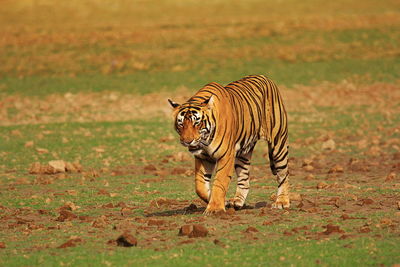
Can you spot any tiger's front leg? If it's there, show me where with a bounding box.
[194,157,215,203]
[204,153,234,215]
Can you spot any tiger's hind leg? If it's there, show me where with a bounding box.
[230,148,254,210]
[268,141,290,209]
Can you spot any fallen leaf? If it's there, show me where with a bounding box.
[25,141,34,148]
[36,148,49,154]
[57,238,82,249]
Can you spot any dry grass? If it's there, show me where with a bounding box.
[1,0,399,77]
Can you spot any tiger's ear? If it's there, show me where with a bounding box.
[168,99,180,109]
[202,96,214,109]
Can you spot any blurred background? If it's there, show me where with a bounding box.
[1,0,399,98]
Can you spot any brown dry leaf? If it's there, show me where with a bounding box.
[57,238,82,249]
[25,141,34,148]
[93,147,105,153]
[36,148,49,154]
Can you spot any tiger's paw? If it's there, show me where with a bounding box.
[226,199,244,210]
[272,197,290,209]
[204,202,225,215]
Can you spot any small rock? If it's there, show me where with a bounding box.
[48,160,66,173]
[116,232,137,247]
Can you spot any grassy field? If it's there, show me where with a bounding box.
[1,0,400,266]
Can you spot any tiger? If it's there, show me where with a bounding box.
[168,75,289,215]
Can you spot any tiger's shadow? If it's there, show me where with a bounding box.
[145,201,269,217]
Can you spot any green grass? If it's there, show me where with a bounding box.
[1,236,399,267]
[1,57,399,96]
[1,0,400,266]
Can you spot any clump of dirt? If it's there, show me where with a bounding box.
[179,224,208,238]
[55,209,77,222]
[29,160,82,175]
[321,224,344,235]
[116,232,138,247]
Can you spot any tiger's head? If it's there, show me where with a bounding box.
[168,97,214,154]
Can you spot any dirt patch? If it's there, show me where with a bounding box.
[2,82,399,126]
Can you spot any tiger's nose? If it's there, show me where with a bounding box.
[181,139,197,147]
